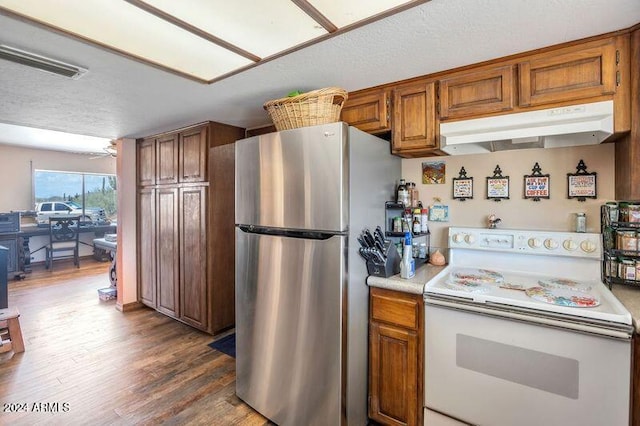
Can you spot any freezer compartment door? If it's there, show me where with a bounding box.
[235,229,344,426]
[235,122,347,232]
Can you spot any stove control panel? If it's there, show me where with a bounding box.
[449,227,601,258]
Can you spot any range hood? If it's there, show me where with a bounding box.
[439,101,614,155]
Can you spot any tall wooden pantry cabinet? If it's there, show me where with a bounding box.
[137,121,244,334]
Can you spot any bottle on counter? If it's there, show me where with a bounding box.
[421,208,429,233]
[397,179,409,207]
[407,182,418,208]
[413,215,421,234]
[400,232,415,279]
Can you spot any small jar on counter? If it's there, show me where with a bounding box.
[575,213,586,233]
[418,243,428,259]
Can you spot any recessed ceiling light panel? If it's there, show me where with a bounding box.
[0,44,88,79]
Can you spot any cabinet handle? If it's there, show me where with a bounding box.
[616,71,620,87]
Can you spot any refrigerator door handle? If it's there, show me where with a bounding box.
[237,224,341,240]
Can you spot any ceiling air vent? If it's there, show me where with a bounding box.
[0,45,87,79]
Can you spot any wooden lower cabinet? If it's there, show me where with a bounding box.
[369,287,424,426]
[138,188,156,307]
[179,186,208,330]
[156,187,179,318]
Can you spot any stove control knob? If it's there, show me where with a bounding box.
[580,240,597,253]
[452,233,464,244]
[528,238,542,248]
[563,239,578,251]
[464,234,476,244]
[544,238,559,250]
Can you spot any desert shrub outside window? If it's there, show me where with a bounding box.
[34,170,117,224]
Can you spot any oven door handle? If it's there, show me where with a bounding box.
[425,297,634,340]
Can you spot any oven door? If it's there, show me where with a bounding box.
[425,303,631,426]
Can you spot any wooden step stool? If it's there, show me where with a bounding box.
[0,307,25,354]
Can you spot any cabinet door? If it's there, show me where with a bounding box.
[138,188,156,307]
[179,126,208,183]
[341,89,391,133]
[156,133,179,185]
[156,187,179,318]
[439,65,514,119]
[518,38,617,107]
[369,322,420,426]
[137,138,155,186]
[179,186,208,330]
[392,81,438,154]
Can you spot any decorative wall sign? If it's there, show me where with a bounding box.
[422,160,446,184]
[486,165,509,202]
[428,205,449,222]
[567,159,597,202]
[452,167,473,201]
[523,162,550,202]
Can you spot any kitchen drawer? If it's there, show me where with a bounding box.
[370,287,421,330]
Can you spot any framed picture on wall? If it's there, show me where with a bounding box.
[452,167,473,201]
[486,165,509,202]
[567,160,597,202]
[523,162,550,202]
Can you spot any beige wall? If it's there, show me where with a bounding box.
[0,144,116,212]
[401,143,615,250]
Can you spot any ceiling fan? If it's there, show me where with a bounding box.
[89,140,117,159]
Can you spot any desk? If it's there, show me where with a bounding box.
[93,237,117,287]
[15,224,117,275]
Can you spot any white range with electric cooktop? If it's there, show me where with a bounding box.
[424,227,633,426]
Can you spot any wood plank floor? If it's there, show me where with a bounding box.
[0,259,268,425]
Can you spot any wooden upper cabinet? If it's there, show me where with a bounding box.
[518,38,618,107]
[439,65,515,120]
[179,125,208,183]
[341,89,391,134]
[156,133,179,185]
[137,138,156,187]
[392,81,438,155]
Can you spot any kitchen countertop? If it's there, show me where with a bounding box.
[611,285,640,333]
[366,263,447,295]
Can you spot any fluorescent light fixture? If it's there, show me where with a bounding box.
[0,0,426,83]
[0,44,87,79]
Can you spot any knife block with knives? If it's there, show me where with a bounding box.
[366,243,401,278]
[358,227,401,278]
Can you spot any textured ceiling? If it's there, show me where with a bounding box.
[0,0,639,153]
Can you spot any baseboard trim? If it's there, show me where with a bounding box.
[116,301,144,312]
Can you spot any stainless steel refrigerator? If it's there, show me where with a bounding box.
[235,122,400,425]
